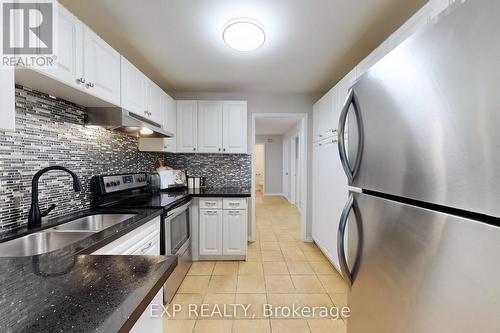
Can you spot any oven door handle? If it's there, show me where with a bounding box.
[166,200,192,218]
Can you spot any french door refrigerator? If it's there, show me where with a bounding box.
[336,0,500,332]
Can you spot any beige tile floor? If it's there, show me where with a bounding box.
[165,196,348,333]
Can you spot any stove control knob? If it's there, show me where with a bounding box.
[116,181,121,185]
[105,182,111,187]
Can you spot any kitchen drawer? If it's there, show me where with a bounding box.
[131,232,160,255]
[93,217,160,255]
[223,198,247,210]
[199,198,222,209]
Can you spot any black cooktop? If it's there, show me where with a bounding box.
[98,189,190,211]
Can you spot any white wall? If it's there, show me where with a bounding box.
[170,91,316,241]
[255,135,283,195]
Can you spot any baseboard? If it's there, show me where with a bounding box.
[263,192,284,196]
[302,237,314,243]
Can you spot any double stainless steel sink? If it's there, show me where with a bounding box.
[0,214,136,257]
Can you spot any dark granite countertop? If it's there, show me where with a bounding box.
[0,207,177,333]
[187,186,251,198]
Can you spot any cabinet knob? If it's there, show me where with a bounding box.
[223,148,226,152]
[218,148,221,152]
[193,147,196,151]
[77,77,86,84]
[85,82,94,88]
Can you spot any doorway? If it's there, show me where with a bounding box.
[255,144,265,197]
[250,113,309,242]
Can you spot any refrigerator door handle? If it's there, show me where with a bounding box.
[338,88,364,183]
[338,194,363,287]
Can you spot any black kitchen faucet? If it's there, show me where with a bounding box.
[28,166,83,229]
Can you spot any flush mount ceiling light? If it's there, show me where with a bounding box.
[223,19,265,52]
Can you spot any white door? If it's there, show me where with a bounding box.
[199,210,223,255]
[198,101,223,153]
[40,4,83,89]
[222,210,247,256]
[222,101,247,153]
[121,57,147,116]
[255,144,265,194]
[290,137,297,204]
[146,80,163,125]
[176,101,198,153]
[282,139,291,201]
[83,26,121,105]
[0,68,15,131]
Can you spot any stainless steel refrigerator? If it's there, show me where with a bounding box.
[336,0,500,332]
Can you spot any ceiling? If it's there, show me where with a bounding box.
[255,116,301,135]
[60,0,426,94]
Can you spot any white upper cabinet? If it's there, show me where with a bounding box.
[146,80,164,125]
[222,101,247,154]
[198,101,223,153]
[0,68,15,132]
[39,4,83,89]
[177,101,198,153]
[356,38,392,79]
[83,26,121,105]
[121,56,147,116]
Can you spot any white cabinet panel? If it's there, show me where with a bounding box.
[222,101,247,154]
[121,57,147,116]
[356,38,392,79]
[222,210,247,256]
[83,26,121,105]
[147,80,163,125]
[198,101,223,153]
[199,210,223,255]
[39,4,83,89]
[163,92,177,152]
[0,68,15,131]
[176,101,198,153]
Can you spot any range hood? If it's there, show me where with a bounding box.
[85,107,173,138]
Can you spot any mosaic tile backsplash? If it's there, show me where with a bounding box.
[0,87,251,231]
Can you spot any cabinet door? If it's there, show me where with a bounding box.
[198,101,223,153]
[83,26,121,105]
[222,101,247,154]
[147,80,163,125]
[0,68,15,131]
[199,210,223,255]
[176,101,198,153]
[162,92,177,152]
[39,4,83,89]
[222,210,247,256]
[356,38,392,79]
[121,57,147,116]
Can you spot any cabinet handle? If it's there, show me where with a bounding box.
[77,77,86,84]
[223,148,226,152]
[85,82,94,88]
[228,211,241,215]
[205,202,217,207]
[206,211,218,215]
[141,241,153,253]
[228,202,239,207]
[218,148,221,152]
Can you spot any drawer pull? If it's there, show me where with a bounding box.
[205,202,217,206]
[228,202,240,206]
[206,211,218,215]
[228,211,241,215]
[140,241,153,253]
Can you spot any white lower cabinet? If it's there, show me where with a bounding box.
[222,210,247,256]
[199,198,247,258]
[199,209,223,255]
[92,217,163,333]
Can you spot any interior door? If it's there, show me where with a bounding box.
[342,192,500,333]
[198,101,223,153]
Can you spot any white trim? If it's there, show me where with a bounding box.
[251,112,309,242]
[255,143,266,195]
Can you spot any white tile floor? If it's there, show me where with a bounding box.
[165,196,348,333]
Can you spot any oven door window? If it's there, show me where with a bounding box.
[170,209,189,254]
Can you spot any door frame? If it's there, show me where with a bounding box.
[255,143,266,195]
[250,113,309,242]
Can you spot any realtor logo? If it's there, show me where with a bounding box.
[1,0,56,67]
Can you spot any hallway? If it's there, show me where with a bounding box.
[165,196,348,333]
